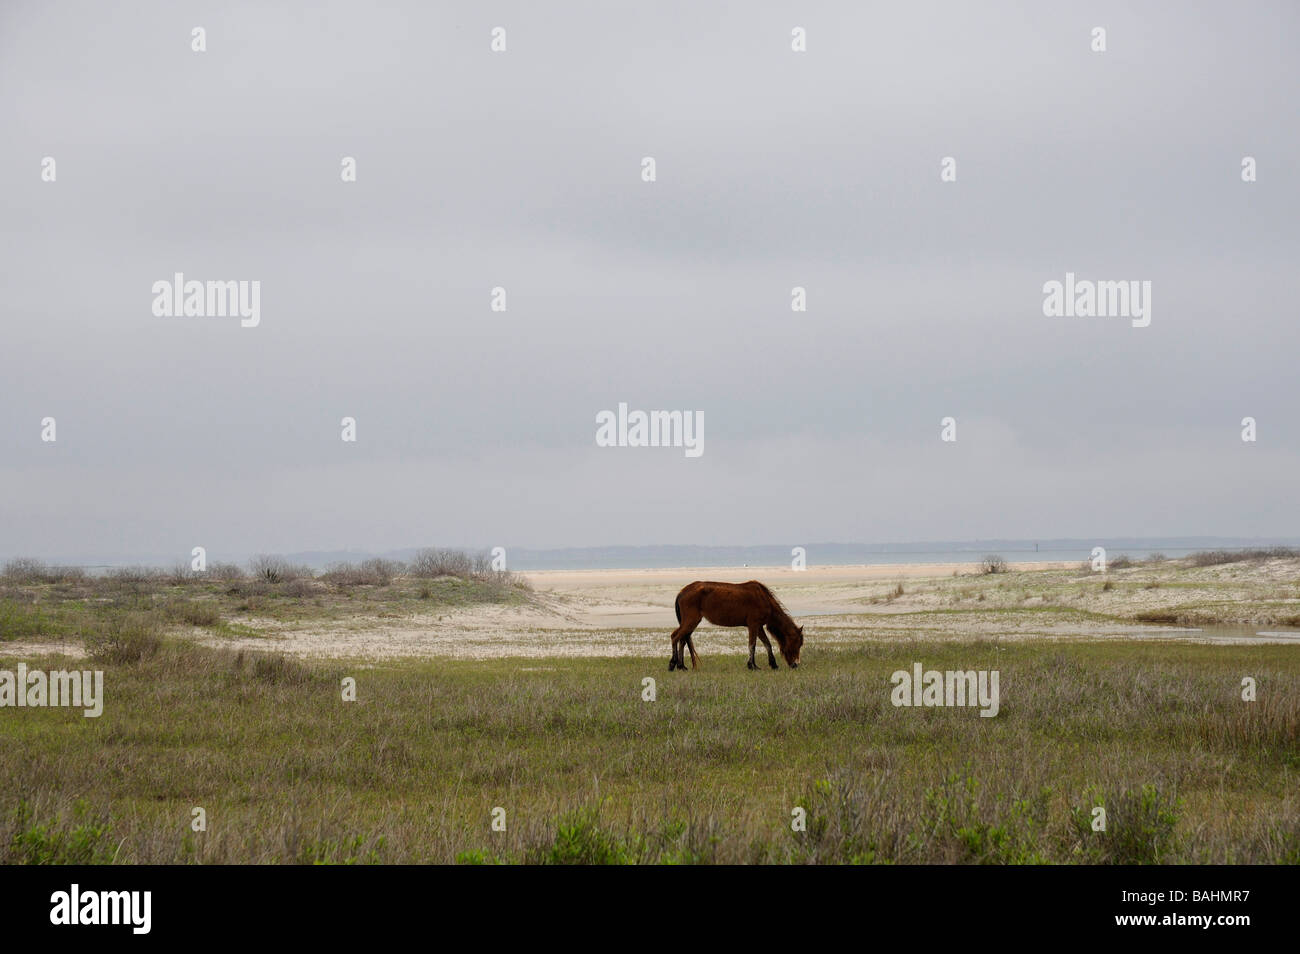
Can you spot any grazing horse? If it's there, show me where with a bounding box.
[668,580,804,671]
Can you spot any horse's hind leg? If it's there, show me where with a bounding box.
[670,610,702,672]
[746,625,762,670]
[668,624,684,670]
[684,633,699,670]
[759,627,779,670]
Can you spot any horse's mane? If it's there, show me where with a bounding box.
[751,581,798,633]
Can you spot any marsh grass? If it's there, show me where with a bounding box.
[1,641,1295,864]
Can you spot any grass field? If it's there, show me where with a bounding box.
[2,637,1296,864]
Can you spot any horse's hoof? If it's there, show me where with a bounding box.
[747,659,757,670]
[769,661,778,670]
[668,658,677,671]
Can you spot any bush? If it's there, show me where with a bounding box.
[84,611,164,664]
[0,600,64,641]
[531,808,642,865]
[107,565,165,583]
[282,578,320,598]
[208,562,247,582]
[359,558,402,586]
[980,555,1007,575]
[4,800,116,865]
[1,559,85,584]
[248,555,311,584]
[1070,784,1181,864]
[167,562,194,585]
[409,548,529,590]
[1189,547,1298,567]
[321,558,403,587]
[231,649,314,686]
[167,600,221,627]
[409,548,474,579]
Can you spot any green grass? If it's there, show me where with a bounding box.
[1,640,1296,864]
[0,599,80,642]
[0,572,531,644]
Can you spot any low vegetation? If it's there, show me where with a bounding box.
[1188,547,1300,567]
[0,551,533,646]
[2,553,1297,864]
[0,640,1295,864]
[980,555,1007,575]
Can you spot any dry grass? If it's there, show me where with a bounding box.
[1,640,1295,864]
[1189,547,1300,567]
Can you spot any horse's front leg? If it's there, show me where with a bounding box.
[758,627,779,670]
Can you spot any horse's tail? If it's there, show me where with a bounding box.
[674,589,698,669]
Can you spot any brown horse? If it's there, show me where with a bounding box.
[668,581,804,671]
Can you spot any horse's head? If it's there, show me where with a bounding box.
[781,625,804,668]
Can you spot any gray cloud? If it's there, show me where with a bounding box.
[2,0,1297,560]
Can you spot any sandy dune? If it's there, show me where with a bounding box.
[189,560,1299,660]
[7,560,1294,662]
[525,562,1074,622]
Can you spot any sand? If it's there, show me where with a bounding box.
[196,560,1300,660]
[6,560,1295,662]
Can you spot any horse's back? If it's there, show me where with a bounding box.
[680,579,772,626]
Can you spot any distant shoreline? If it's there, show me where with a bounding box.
[15,540,1300,575]
[523,561,1078,589]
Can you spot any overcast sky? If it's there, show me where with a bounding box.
[2,1,1297,562]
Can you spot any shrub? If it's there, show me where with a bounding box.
[84,611,164,664]
[231,650,313,686]
[2,558,49,582]
[248,555,311,584]
[1,559,86,584]
[1189,547,1299,567]
[409,548,474,579]
[0,600,64,642]
[282,578,319,598]
[532,808,642,865]
[4,800,116,865]
[980,555,1007,575]
[167,600,221,627]
[107,565,164,583]
[1069,784,1180,864]
[166,562,206,585]
[408,548,528,589]
[208,562,247,582]
[321,558,403,587]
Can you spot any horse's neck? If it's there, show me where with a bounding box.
[768,606,793,636]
